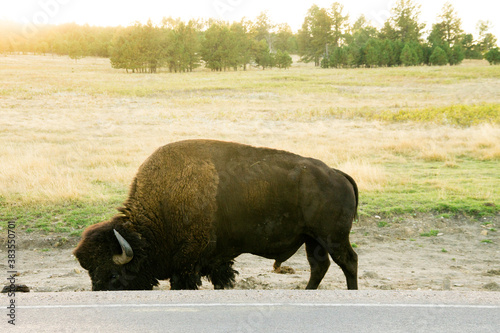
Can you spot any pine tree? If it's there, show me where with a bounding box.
[162,28,179,72]
[348,19,378,67]
[400,43,418,66]
[428,23,447,48]
[460,33,483,59]
[429,46,448,65]
[181,21,202,72]
[68,40,83,62]
[163,20,201,73]
[297,5,333,66]
[379,39,395,66]
[485,48,500,65]
[325,46,348,68]
[477,20,498,53]
[437,2,463,46]
[346,45,361,68]
[448,44,465,65]
[330,2,349,48]
[141,20,163,73]
[363,38,380,67]
[379,21,397,41]
[274,50,293,69]
[230,21,253,70]
[251,12,274,51]
[253,39,274,69]
[387,0,425,43]
[421,43,433,65]
[274,23,296,53]
[392,40,405,66]
[201,22,231,71]
[110,27,136,72]
[297,20,313,62]
[410,41,423,65]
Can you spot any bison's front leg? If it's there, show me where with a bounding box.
[168,227,213,290]
[170,266,202,290]
[169,244,205,290]
[208,261,238,289]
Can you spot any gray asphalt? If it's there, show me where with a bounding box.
[6,290,500,332]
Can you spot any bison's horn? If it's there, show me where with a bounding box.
[113,229,134,265]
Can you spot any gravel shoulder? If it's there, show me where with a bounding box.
[15,289,500,306]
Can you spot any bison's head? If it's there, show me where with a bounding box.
[73,218,158,291]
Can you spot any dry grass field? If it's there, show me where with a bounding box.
[0,54,499,232]
[1,55,499,293]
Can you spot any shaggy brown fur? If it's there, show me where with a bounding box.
[74,139,358,290]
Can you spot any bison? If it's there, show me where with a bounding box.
[73,140,358,291]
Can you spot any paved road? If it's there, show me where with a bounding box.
[6,290,500,332]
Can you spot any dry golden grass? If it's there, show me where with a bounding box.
[0,55,499,211]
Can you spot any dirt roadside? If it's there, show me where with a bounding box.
[1,214,499,293]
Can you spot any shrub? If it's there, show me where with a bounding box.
[274,50,293,69]
[485,48,500,65]
[448,44,465,65]
[400,43,419,66]
[363,38,380,68]
[379,39,395,66]
[330,46,348,68]
[429,46,448,66]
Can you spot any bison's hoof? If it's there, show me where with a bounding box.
[273,266,296,274]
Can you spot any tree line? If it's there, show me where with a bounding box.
[298,1,499,68]
[108,16,295,73]
[0,21,114,59]
[1,0,499,71]
[0,14,296,72]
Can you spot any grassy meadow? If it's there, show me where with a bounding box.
[1,55,499,234]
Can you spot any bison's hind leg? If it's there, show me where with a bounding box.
[328,239,358,290]
[206,261,238,290]
[273,260,281,272]
[304,236,331,289]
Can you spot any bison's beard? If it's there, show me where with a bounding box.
[90,266,159,291]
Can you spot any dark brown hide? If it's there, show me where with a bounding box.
[73,140,358,290]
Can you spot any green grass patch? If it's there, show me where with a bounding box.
[1,199,121,234]
[329,103,500,127]
[359,160,499,217]
[377,221,389,227]
[420,229,440,237]
[374,104,500,127]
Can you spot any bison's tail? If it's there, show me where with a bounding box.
[337,170,359,223]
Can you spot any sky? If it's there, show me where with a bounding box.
[1,0,499,39]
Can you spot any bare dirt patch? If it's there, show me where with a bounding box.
[2,214,498,293]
